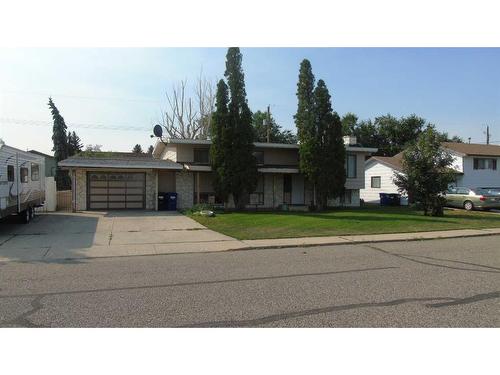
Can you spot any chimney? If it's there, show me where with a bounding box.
[343,136,357,146]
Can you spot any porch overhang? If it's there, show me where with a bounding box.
[258,167,300,174]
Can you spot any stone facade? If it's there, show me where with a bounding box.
[175,171,194,209]
[145,170,156,210]
[75,169,87,211]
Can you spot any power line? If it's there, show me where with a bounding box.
[1,90,163,104]
[0,117,152,132]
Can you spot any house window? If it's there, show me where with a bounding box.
[253,151,264,165]
[473,158,497,170]
[347,154,357,178]
[7,165,14,182]
[249,174,264,205]
[371,176,381,188]
[193,148,210,164]
[20,167,29,183]
[31,163,40,181]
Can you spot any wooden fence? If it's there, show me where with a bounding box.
[56,190,73,211]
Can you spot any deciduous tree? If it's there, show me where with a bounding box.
[394,127,455,216]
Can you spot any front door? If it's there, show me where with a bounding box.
[291,174,304,204]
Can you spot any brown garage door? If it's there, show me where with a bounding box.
[87,172,145,209]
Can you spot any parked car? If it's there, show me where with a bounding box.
[445,187,500,211]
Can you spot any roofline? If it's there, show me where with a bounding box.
[58,159,183,170]
[28,150,55,158]
[366,157,403,172]
[156,138,377,153]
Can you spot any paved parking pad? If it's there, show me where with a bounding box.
[0,211,237,262]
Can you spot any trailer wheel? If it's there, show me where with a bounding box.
[22,208,31,224]
[30,207,35,220]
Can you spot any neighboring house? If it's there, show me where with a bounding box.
[58,137,376,211]
[29,150,57,177]
[360,152,406,204]
[360,142,500,203]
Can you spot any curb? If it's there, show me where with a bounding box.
[2,229,499,264]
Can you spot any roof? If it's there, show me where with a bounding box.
[367,153,404,172]
[442,142,500,157]
[155,138,377,153]
[28,150,55,159]
[58,155,183,170]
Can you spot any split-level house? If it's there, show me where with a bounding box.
[59,136,376,211]
[361,142,500,203]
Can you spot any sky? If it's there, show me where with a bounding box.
[0,48,499,155]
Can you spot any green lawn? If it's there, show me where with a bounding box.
[189,206,500,240]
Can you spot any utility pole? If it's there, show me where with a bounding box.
[486,125,490,145]
[266,105,271,143]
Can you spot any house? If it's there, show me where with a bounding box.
[29,150,57,177]
[360,152,406,204]
[58,137,377,211]
[360,142,500,204]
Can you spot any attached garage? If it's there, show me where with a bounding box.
[58,154,183,211]
[87,172,146,209]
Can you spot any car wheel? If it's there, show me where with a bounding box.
[464,201,474,211]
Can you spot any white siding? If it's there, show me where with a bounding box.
[360,161,400,203]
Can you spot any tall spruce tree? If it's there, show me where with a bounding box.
[314,80,346,209]
[223,47,257,209]
[210,79,231,203]
[294,59,317,207]
[48,97,71,189]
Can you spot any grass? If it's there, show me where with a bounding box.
[189,206,500,240]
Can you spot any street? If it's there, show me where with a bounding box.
[0,235,499,327]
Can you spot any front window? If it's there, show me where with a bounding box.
[371,176,381,188]
[346,154,357,178]
[31,163,40,181]
[193,148,210,164]
[473,158,497,170]
[20,167,28,183]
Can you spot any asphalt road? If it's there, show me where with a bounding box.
[0,235,499,327]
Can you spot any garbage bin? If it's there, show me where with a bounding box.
[379,193,401,206]
[166,192,178,211]
[158,192,168,211]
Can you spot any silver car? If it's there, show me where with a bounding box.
[445,187,500,211]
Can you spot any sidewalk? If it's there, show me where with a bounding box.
[2,226,500,263]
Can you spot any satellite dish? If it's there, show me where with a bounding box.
[153,124,163,138]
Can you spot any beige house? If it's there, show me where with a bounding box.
[59,137,376,211]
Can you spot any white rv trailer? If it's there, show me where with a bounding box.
[0,142,45,223]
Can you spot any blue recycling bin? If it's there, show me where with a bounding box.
[379,193,401,206]
[166,192,178,211]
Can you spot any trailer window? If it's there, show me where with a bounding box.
[20,167,29,183]
[7,165,14,182]
[31,163,40,181]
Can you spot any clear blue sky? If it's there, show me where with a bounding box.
[1,48,499,154]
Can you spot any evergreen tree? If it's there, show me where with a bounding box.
[294,59,317,207]
[210,79,231,203]
[314,80,346,209]
[147,145,154,155]
[48,97,71,189]
[223,47,257,209]
[132,144,143,154]
[67,131,83,157]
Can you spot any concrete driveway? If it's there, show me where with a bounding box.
[0,211,243,262]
